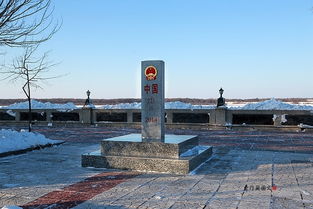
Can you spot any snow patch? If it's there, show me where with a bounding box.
[2,100,77,110]
[301,190,311,196]
[83,104,96,109]
[102,102,141,109]
[235,98,313,111]
[0,129,63,154]
[154,195,162,200]
[101,101,215,110]
[1,98,313,111]
[298,124,313,128]
[1,206,23,209]
[281,114,287,123]
[6,110,16,117]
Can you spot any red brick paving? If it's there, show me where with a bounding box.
[21,172,140,209]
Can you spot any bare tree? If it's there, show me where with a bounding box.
[2,45,57,131]
[0,0,60,131]
[0,0,59,47]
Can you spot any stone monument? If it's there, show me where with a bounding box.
[82,60,212,174]
[141,60,165,142]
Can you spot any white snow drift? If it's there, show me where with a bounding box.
[1,98,313,111]
[102,101,215,110]
[102,99,313,110]
[0,129,62,154]
[238,98,313,111]
[1,206,23,209]
[2,100,77,110]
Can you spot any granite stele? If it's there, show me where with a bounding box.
[82,60,212,174]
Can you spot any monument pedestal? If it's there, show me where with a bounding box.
[82,60,213,174]
[82,134,212,175]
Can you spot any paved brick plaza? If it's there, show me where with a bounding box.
[1,127,313,208]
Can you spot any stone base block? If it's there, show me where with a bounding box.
[82,145,212,175]
[100,134,198,159]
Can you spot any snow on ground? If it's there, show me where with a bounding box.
[101,99,313,110]
[102,101,215,110]
[1,98,313,111]
[0,129,63,154]
[235,98,313,110]
[165,101,215,110]
[1,100,77,110]
[1,206,23,209]
[102,102,141,109]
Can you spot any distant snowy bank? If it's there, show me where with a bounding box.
[101,99,313,111]
[1,98,313,111]
[235,98,313,111]
[0,129,63,154]
[102,101,215,110]
[1,100,77,110]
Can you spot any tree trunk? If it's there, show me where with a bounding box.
[27,74,32,132]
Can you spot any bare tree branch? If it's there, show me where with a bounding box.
[1,44,61,131]
[0,1,61,131]
[0,0,60,47]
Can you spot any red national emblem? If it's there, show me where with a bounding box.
[145,66,157,80]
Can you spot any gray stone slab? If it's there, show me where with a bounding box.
[137,175,204,208]
[237,163,272,209]
[177,178,220,205]
[141,60,165,142]
[291,163,313,207]
[82,146,212,175]
[109,175,181,208]
[170,202,205,209]
[271,196,304,209]
[272,162,303,206]
[73,174,161,209]
[100,134,198,159]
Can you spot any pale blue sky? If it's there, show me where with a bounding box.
[1,0,313,99]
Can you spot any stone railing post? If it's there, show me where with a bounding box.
[127,110,133,123]
[15,111,21,122]
[46,110,52,122]
[214,107,227,125]
[81,107,94,124]
[166,111,173,124]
